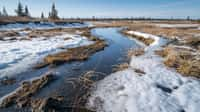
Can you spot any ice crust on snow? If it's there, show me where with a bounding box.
[0,34,92,78]
[88,31,200,112]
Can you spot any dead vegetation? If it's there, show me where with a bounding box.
[113,63,129,72]
[125,23,200,49]
[127,48,145,58]
[183,37,200,49]
[60,71,106,112]
[0,73,56,108]
[155,46,200,78]
[0,31,20,40]
[0,77,16,85]
[36,39,107,68]
[116,21,200,78]
[0,71,98,112]
[33,27,107,68]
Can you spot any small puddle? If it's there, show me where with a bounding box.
[0,28,140,111]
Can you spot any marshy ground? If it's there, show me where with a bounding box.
[0,19,200,112]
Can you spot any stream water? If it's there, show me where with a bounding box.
[0,28,140,111]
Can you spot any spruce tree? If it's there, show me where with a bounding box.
[49,3,59,19]
[15,2,24,16]
[25,5,30,17]
[2,7,8,16]
[41,12,44,19]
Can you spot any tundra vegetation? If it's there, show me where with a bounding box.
[0,2,200,111]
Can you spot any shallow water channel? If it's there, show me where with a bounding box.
[0,28,140,111]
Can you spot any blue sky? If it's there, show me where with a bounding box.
[0,0,199,19]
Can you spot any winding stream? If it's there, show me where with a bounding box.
[0,28,140,111]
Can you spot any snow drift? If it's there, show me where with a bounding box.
[0,33,92,78]
[88,31,200,112]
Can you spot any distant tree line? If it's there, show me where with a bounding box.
[0,2,199,21]
[0,2,59,20]
[15,2,30,17]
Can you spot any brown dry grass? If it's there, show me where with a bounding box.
[124,23,200,49]
[33,27,107,68]
[0,73,55,108]
[184,37,200,49]
[63,71,106,112]
[156,46,200,78]
[41,40,107,67]
[127,48,145,58]
[113,63,129,72]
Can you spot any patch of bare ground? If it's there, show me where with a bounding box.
[155,46,200,78]
[0,73,56,108]
[134,68,146,75]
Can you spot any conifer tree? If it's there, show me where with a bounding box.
[15,2,24,16]
[41,12,44,19]
[2,7,8,16]
[25,5,30,17]
[49,3,59,19]
[0,11,2,17]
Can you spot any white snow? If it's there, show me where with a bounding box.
[0,33,92,78]
[127,31,159,47]
[155,24,200,28]
[0,22,90,31]
[88,31,200,112]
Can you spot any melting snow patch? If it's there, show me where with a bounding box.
[0,34,92,78]
[88,31,200,112]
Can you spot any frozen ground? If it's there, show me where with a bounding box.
[0,22,91,31]
[0,33,92,78]
[88,31,200,112]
